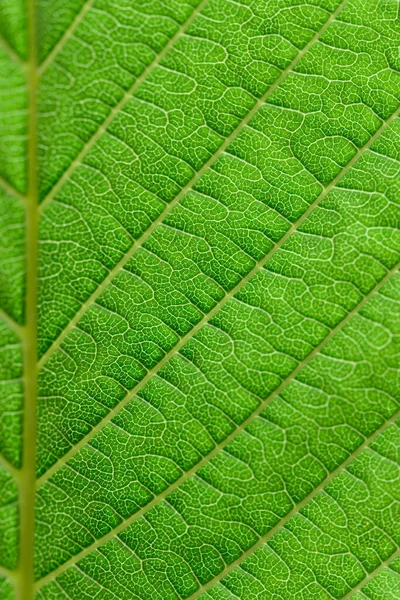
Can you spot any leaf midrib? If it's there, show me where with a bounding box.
[37,0,350,367]
[18,0,38,597]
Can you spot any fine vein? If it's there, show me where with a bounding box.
[36,103,400,486]
[35,400,400,588]
[187,412,400,599]
[340,548,400,600]
[38,0,96,73]
[38,0,211,213]
[37,0,350,367]
[6,1,398,596]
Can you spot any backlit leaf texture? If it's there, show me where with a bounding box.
[0,0,399,598]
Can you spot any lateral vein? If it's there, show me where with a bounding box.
[38,0,351,368]
[0,33,25,68]
[35,401,400,589]
[339,547,400,600]
[38,0,211,214]
[36,102,400,486]
[0,174,26,204]
[0,453,20,482]
[0,564,16,581]
[38,0,96,74]
[187,418,400,599]
[0,307,23,337]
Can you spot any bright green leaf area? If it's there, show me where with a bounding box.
[0,0,399,598]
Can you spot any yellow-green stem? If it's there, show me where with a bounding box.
[18,0,38,597]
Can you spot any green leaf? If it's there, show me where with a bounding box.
[0,0,399,598]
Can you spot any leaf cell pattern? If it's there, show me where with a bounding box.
[0,0,399,598]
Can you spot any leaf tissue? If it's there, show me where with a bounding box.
[0,0,399,598]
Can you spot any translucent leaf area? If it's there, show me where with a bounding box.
[0,0,399,598]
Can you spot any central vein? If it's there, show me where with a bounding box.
[18,0,38,598]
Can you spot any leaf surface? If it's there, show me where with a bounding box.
[0,0,399,598]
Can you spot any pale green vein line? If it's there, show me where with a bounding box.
[0,565,16,581]
[187,415,400,600]
[0,33,25,67]
[0,174,26,203]
[37,0,350,368]
[38,0,96,73]
[0,453,20,482]
[18,0,39,596]
[38,0,211,214]
[0,307,23,337]
[36,102,400,488]
[35,398,400,589]
[340,548,400,600]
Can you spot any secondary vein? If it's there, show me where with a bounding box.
[37,0,96,73]
[36,102,400,486]
[339,547,400,600]
[0,33,25,68]
[37,0,350,368]
[0,564,16,581]
[38,0,211,214]
[186,413,400,599]
[35,395,400,589]
[0,173,26,204]
[0,453,20,482]
[0,307,23,337]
